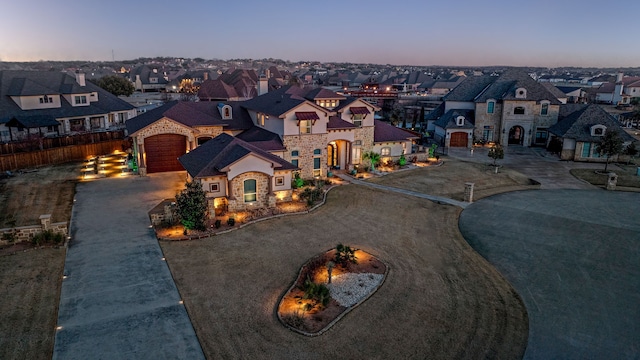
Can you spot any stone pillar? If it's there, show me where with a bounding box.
[137,142,147,176]
[464,183,475,203]
[39,214,52,231]
[607,173,618,191]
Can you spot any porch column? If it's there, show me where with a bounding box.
[268,175,274,195]
[84,117,90,131]
[138,142,145,168]
[227,178,235,199]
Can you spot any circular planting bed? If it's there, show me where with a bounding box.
[277,246,387,335]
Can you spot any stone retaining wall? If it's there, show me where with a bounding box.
[0,216,68,245]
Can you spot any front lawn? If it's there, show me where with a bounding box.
[571,164,640,189]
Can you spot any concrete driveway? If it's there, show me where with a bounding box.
[459,189,640,359]
[53,172,204,359]
[447,146,603,189]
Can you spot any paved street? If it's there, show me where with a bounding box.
[53,172,204,360]
[459,190,640,359]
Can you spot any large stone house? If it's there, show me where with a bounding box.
[0,70,136,142]
[429,69,562,148]
[126,85,418,212]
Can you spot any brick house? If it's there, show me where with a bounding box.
[126,85,418,212]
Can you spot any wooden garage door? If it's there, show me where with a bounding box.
[450,132,468,147]
[145,134,186,173]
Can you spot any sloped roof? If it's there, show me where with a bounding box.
[125,100,253,135]
[303,87,346,100]
[178,133,296,178]
[374,120,419,143]
[235,126,285,151]
[241,86,308,117]
[444,76,496,102]
[434,109,475,129]
[475,69,561,104]
[5,115,60,128]
[198,79,239,100]
[327,116,358,130]
[541,82,568,99]
[0,70,134,125]
[548,104,635,142]
[425,103,445,121]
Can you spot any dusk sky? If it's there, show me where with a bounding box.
[2,0,639,67]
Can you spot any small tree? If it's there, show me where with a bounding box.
[595,131,624,172]
[94,75,135,96]
[488,144,504,166]
[362,151,380,171]
[175,181,208,231]
[334,243,357,267]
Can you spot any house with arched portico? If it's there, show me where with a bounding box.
[431,69,562,148]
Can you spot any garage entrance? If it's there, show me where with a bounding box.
[450,132,468,147]
[144,134,187,173]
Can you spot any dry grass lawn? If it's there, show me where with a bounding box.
[368,157,538,201]
[0,247,66,360]
[0,162,79,228]
[161,185,528,359]
[571,165,640,189]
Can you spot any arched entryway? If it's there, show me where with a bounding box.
[327,140,351,170]
[508,126,524,145]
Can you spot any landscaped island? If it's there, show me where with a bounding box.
[277,245,387,335]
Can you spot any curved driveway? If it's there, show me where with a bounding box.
[459,190,640,359]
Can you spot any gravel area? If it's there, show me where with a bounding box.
[327,273,384,307]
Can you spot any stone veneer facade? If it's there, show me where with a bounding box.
[227,171,274,212]
[282,133,328,179]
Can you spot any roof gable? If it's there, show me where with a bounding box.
[548,104,635,142]
[374,120,419,143]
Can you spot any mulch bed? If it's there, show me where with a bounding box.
[277,248,387,335]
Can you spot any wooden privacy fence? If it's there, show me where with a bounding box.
[0,130,125,155]
[0,140,128,172]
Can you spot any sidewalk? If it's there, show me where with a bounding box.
[336,173,469,208]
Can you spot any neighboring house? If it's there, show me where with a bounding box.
[555,86,586,104]
[198,79,243,101]
[0,70,136,142]
[593,73,640,105]
[430,69,562,148]
[125,85,418,212]
[129,66,169,92]
[548,104,635,161]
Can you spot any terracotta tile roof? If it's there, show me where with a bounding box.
[374,120,419,143]
[178,133,296,178]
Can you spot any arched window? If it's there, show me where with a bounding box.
[514,106,525,115]
[243,179,257,202]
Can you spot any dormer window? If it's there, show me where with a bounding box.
[515,87,527,99]
[74,95,87,105]
[591,125,606,136]
[39,96,53,104]
[218,103,232,120]
[456,116,465,126]
[514,106,525,115]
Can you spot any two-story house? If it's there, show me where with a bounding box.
[125,85,418,213]
[431,69,562,148]
[0,70,136,142]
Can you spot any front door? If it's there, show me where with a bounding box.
[508,126,524,145]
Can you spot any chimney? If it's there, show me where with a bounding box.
[258,73,268,96]
[616,72,623,83]
[204,72,208,81]
[75,70,86,86]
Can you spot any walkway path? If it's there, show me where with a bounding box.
[53,173,204,359]
[336,173,469,208]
